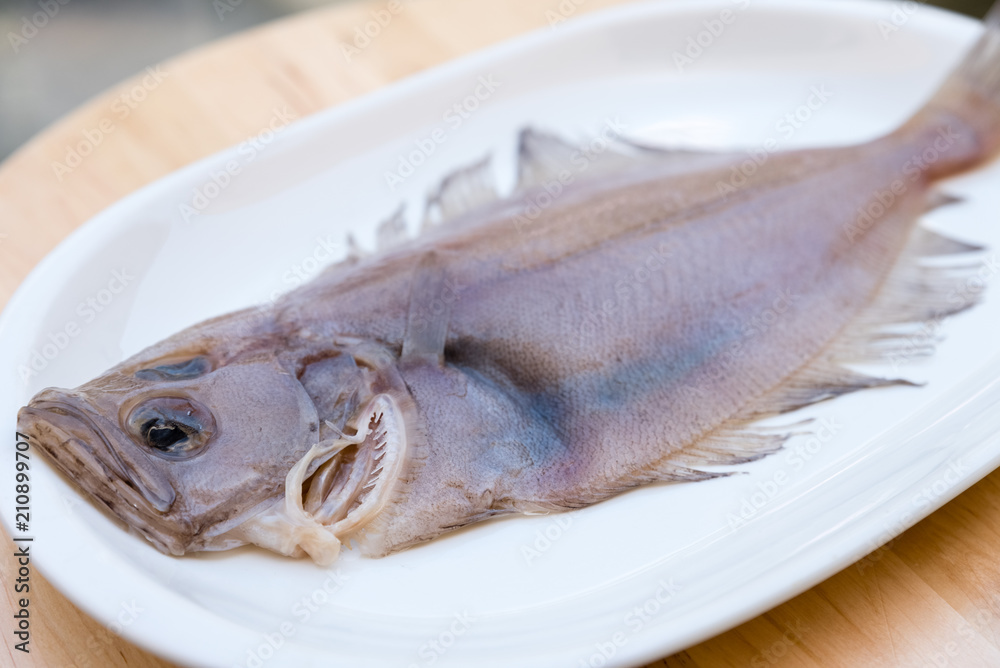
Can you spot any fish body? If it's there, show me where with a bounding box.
[17,4,1000,564]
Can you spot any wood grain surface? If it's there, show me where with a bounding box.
[3,0,1000,666]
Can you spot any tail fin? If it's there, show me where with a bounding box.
[905,1,1000,175]
[957,1,1000,97]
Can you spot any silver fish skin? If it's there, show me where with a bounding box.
[16,4,1000,565]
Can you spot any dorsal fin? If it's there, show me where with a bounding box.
[350,126,741,265]
[515,126,740,192]
[376,205,409,252]
[515,128,640,191]
[345,234,365,262]
[516,129,581,189]
[423,157,499,228]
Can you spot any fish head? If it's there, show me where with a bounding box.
[16,321,324,559]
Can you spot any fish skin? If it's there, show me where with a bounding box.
[287,125,977,557]
[16,4,1000,563]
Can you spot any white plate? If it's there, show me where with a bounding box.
[3,1,1000,666]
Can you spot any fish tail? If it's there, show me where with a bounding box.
[903,2,1000,176]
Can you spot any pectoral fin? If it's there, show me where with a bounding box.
[402,252,455,365]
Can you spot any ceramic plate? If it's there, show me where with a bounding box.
[3,1,1000,666]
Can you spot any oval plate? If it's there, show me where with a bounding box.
[2,1,1000,667]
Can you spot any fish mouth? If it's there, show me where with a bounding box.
[301,411,392,527]
[16,391,183,555]
[219,393,408,565]
[300,393,407,539]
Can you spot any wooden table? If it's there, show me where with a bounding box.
[3,0,1000,666]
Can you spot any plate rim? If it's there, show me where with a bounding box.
[0,1,993,666]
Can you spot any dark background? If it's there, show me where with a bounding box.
[937,0,994,14]
[0,0,994,161]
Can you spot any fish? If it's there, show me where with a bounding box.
[16,3,1000,566]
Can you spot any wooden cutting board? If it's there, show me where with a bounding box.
[3,1,1000,666]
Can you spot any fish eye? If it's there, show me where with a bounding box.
[142,419,190,450]
[135,356,211,382]
[125,397,215,460]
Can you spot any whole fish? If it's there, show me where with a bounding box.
[17,4,1000,565]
